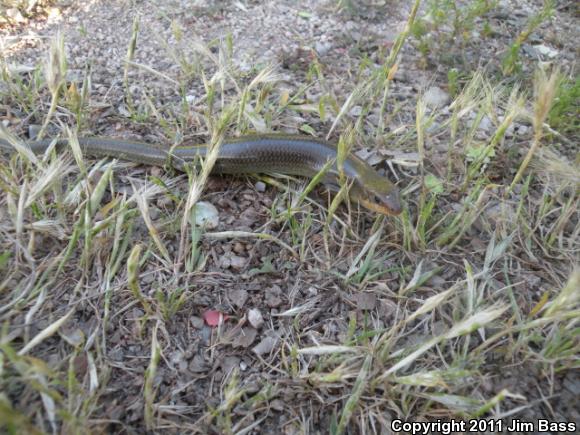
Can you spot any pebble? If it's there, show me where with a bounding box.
[248,308,264,329]
[252,335,278,356]
[28,125,41,140]
[505,123,515,137]
[230,254,247,270]
[192,201,219,229]
[349,105,363,116]
[189,354,208,373]
[517,125,530,136]
[306,286,318,296]
[477,115,493,133]
[221,356,241,374]
[232,327,257,348]
[314,40,332,56]
[270,399,285,412]
[265,285,283,308]
[534,44,558,58]
[423,86,450,109]
[190,316,204,329]
[221,252,247,270]
[169,350,188,372]
[233,242,245,254]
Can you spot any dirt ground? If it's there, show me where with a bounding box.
[0,0,578,434]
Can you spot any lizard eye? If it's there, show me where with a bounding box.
[381,191,402,215]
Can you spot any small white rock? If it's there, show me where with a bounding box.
[423,86,450,109]
[255,181,266,192]
[534,44,558,58]
[230,254,247,269]
[349,105,363,116]
[248,308,264,329]
[315,41,332,56]
[517,125,530,136]
[252,336,278,356]
[192,201,219,229]
[478,116,493,132]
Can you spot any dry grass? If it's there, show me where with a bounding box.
[0,2,578,434]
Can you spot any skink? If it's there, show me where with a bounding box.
[0,134,402,216]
